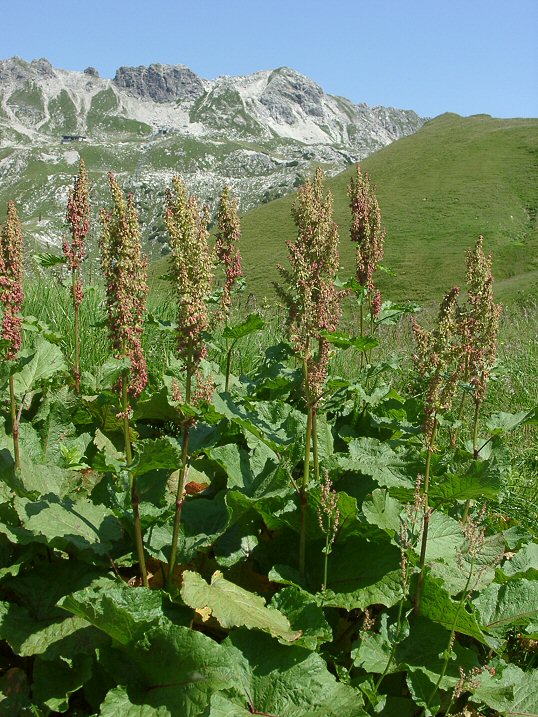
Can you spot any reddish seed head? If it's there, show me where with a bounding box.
[64,159,90,282]
[348,165,385,293]
[276,167,342,406]
[215,185,242,322]
[99,173,148,399]
[0,201,24,361]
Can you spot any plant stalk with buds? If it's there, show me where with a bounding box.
[215,185,243,391]
[0,201,24,470]
[64,158,90,393]
[276,167,341,576]
[100,172,148,587]
[164,176,214,582]
[412,287,464,614]
[317,472,340,590]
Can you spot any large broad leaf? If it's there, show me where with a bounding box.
[270,586,333,650]
[486,409,537,435]
[472,662,538,716]
[222,313,264,340]
[418,574,487,644]
[133,436,183,478]
[32,653,93,713]
[362,489,402,535]
[316,537,403,610]
[13,494,124,558]
[338,438,416,491]
[474,578,538,634]
[12,338,67,397]
[501,542,538,580]
[61,579,241,717]
[320,330,378,352]
[180,570,300,642]
[223,630,366,717]
[430,456,503,502]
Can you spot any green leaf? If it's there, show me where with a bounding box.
[501,542,538,579]
[339,437,416,490]
[223,630,366,717]
[96,356,131,389]
[99,686,169,716]
[472,662,538,716]
[222,313,264,340]
[32,653,93,712]
[92,429,125,473]
[419,574,487,644]
[320,330,378,351]
[486,409,537,435]
[13,494,123,557]
[33,252,67,268]
[12,338,67,397]
[475,578,538,633]
[180,570,301,642]
[270,586,332,650]
[362,489,402,534]
[133,436,182,477]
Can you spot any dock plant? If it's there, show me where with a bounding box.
[164,176,214,581]
[0,201,23,469]
[99,171,148,586]
[63,158,90,394]
[277,167,341,576]
[215,184,243,390]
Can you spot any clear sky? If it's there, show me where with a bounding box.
[2,0,537,118]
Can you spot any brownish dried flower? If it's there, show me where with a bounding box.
[0,201,24,360]
[64,158,90,293]
[348,165,385,293]
[462,236,502,403]
[412,287,464,440]
[99,172,148,398]
[165,176,214,405]
[276,167,341,406]
[215,185,242,322]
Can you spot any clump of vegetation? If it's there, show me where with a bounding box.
[0,162,536,717]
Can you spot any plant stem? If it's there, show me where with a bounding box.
[312,406,319,484]
[322,528,330,591]
[72,270,80,394]
[472,399,480,460]
[122,369,148,588]
[373,599,405,696]
[423,557,476,716]
[225,338,233,392]
[9,374,20,470]
[168,367,193,584]
[415,415,437,616]
[299,404,313,577]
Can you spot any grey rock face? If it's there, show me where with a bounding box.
[260,67,325,123]
[113,63,205,102]
[84,66,100,78]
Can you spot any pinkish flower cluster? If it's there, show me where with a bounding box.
[348,165,385,294]
[317,471,340,540]
[0,201,24,361]
[99,173,148,398]
[215,185,242,322]
[412,286,464,441]
[63,159,90,305]
[462,236,502,403]
[276,168,341,406]
[165,176,214,405]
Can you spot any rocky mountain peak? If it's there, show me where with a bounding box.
[113,63,205,103]
[260,66,325,124]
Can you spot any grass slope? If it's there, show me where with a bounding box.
[237,113,538,304]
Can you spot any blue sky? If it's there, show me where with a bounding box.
[3,0,537,118]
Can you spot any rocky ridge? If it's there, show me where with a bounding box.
[0,56,425,254]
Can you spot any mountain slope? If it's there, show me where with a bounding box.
[0,57,423,254]
[237,113,538,304]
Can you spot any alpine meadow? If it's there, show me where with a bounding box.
[1,54,538,717]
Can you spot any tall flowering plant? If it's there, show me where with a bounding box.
[215,185,243,390]
[276,167,341,576]
[412,286,465,614]
[348,165,386,338]
[99,172,148,586]
[463,236,502,457]
[164,176,214,580]
[63,158,90,393]
[215,184,242,323]
[0,201,24,469]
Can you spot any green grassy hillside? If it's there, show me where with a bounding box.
[236,113,538,304]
